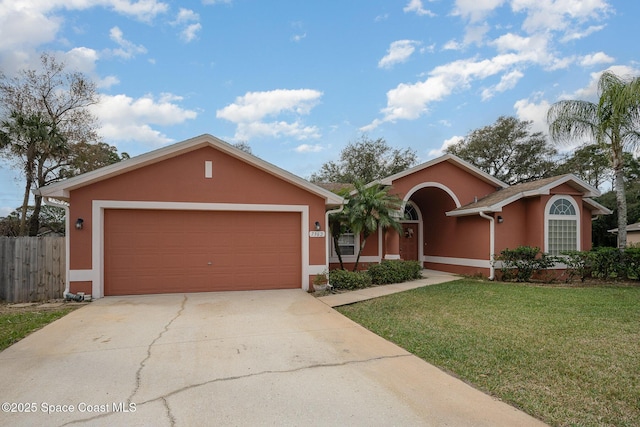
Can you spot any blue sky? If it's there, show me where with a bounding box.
[0,0,638,216]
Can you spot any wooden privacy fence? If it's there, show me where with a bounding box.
[0,237,66,303]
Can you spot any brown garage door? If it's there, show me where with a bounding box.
[104,209,301,295]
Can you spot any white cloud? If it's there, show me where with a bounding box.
[291,33,307,42]
[481,69,524,100]
[403,0,436,17]
[63,47,100,74]
[295,144,324,153]
[580,52,614,67]
[562,25,605,42]
[107,27,147,59]
[378,40,421,69]
[181,23,202,42]
[513,95,551,135]
[91,93,198,145]
[511,0,610,35]
[174,8,199,24]
[428,135,463,157]
[172,8,201,42]
[234,121,321,141]
[98,75,120,89]
[453,0,506,23]
[442,40,462,51]
[216,89,323,141]
[464,24,490,45]
[365,53,528,128]
[0,1,167,71]
[374,14,389,22]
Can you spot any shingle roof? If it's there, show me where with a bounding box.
[447,174,607,216]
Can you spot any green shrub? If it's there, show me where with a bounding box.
[368,260,422,285]
[561,250,593,282]
[589,247,624,279]
[329,269,372,290]
[623,247,640,280]
[496,246,557,282]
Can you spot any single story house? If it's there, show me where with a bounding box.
[608,222,640,247]
[35,134,344,298]
[36,134,610,298]
[329,154,611,278]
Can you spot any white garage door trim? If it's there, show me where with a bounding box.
[74,200,316,298]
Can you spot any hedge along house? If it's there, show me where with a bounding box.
[35,134,344,298]
[329,154,611,278]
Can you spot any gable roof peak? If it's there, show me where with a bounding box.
[35,133,344,206]
[377,153,508,189]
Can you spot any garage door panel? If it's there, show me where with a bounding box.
[104,209,302,295]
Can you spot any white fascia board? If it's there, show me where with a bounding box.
[36,134,345,206]
[377,154,508,189]
[446,205,502,217]
[528,174,601,198]
[583,198,612,215]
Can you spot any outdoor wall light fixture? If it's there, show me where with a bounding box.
[314,221,321,231]
[497,216,504,223]
[75,218,84,230]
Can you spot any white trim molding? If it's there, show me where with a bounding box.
[424,255,492,269]
[89,200,313,298]
[544,195,581,254]
[403,182,462,208]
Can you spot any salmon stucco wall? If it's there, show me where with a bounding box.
[68,146,330,291]
[390,160,500,208]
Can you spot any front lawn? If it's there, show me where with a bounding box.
[0,306,78,351]
[337,280,640,427]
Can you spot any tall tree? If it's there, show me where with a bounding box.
[0,112,66,235]
[547,71,640,249]
[310,135,417,183]
[347,181,403,271]
[555,143,611,189]
[0,53,101,235]
[446,116,558,185]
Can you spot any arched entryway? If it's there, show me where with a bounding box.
[397,183,461,267]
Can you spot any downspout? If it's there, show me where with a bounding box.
[41,197,71,297]
[478,212,495,280]
[325,203,346,279]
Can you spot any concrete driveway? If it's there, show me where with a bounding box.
[0,290,546,426]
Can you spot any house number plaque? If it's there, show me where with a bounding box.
[309,231,325,238]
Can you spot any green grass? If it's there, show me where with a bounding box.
[0,308,76,351]
[337,280,640,427]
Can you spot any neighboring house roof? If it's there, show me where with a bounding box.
[376,153,509,189]
[447,174,611,217]
[608,222,640,234]
[34,134,345,207]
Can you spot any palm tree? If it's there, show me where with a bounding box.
[348,181,403,271]
[547,71,640,249]
[0,111,67,235]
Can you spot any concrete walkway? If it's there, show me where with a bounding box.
[318,269,460,307]
[0,287,546,426]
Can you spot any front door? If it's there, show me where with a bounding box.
[400,223,419,261]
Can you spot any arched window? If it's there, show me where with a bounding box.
[403,203,419,221]
[545,196,580,255]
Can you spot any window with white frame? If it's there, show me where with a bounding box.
[334,231,356,256]
[546,196,579,255]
